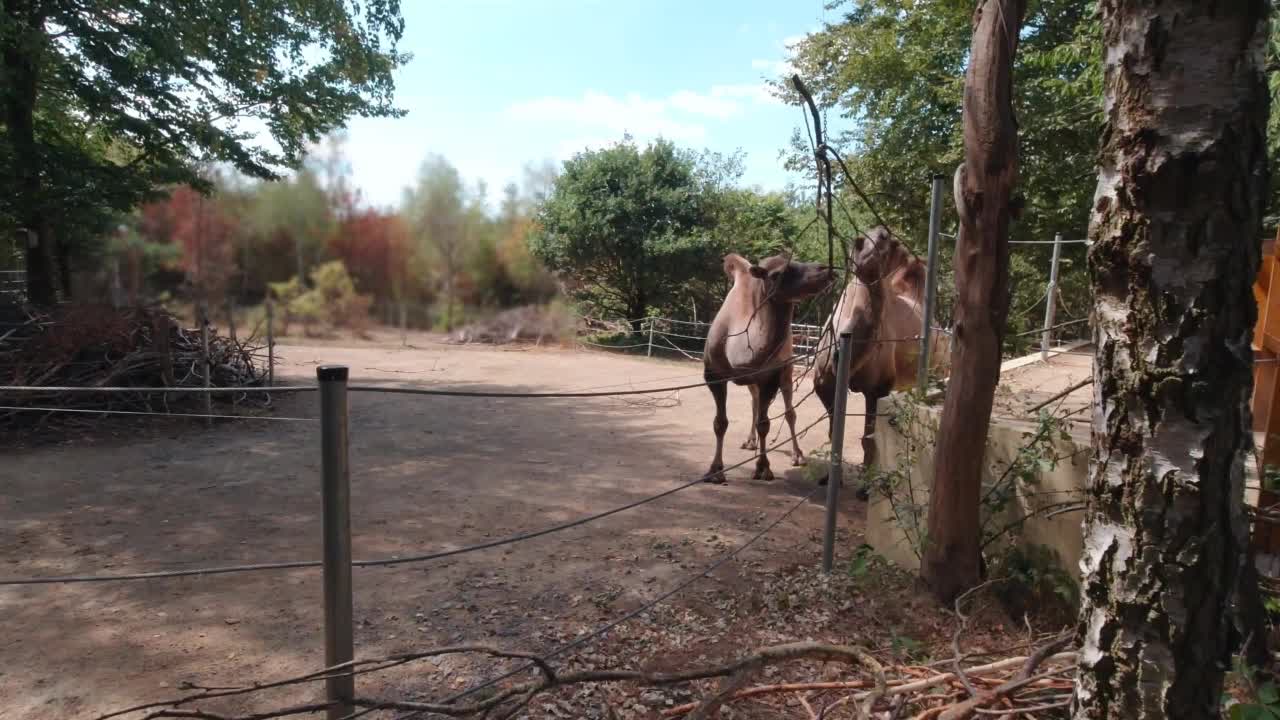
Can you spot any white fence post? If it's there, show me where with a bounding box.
[646,318,655,358]
[1041,233,1063,361]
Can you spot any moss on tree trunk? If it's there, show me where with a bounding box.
[1074,3,1270,718]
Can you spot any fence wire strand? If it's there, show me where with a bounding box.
[431,484,823,712]
[0,414,828,587]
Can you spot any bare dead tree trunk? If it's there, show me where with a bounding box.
[1073,3,1270,719]
[921,0,1025,604]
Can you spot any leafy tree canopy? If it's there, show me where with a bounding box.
[778,0,1100,345]
[531,137,728,324]
[1,0,408,302]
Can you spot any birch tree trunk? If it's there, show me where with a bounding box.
[1074,3,1270,718]
[921,0,1024,603]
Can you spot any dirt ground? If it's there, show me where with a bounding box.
[1,330,1031,720]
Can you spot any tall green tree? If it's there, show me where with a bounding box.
[0,0,407,304]
[404,155,467,329]
[781,0,1100,346]
[531,138,720,326]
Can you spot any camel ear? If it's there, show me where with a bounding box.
[749,265,769,279]
[723,253,750,278]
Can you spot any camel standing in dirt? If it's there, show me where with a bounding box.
[813,226,951,488]
[703,254,834,484]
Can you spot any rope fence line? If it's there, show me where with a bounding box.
[0,384,315,394]
[0,405,315,423]
[1011,318,1088,339]
[434,484,824,711]
[0,414,829,587]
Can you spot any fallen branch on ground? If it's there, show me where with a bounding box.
[102,639,1077,720]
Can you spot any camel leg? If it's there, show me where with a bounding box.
[706,377,729,484]
[740,384,760,450]
[855,392,881,501]
[780,365,806,466]
[752,377,781,481]
[814,367,838,487]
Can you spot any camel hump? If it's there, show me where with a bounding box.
[893,258,927,297]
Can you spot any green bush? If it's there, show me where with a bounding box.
[269,261,372,336]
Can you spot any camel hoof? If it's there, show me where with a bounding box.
[753,466,774,482]
[741,440,757,451]
[705,468,727,484]
[792,453,807,467]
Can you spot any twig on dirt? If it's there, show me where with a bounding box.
[138,702,334,720]
[951,579,1004,698]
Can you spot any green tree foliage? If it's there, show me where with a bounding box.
[531,138,723,325]
[781,0,1100,348]
[0,0,408,304]
[403,155,469,329]
[269,260,371,336]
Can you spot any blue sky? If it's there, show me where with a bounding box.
[338,0,822,209]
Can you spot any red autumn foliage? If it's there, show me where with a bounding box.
[140,186,239,302]
[327,208,412,300]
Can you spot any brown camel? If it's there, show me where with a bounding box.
[813,226,951,491]
[703,253,835,483]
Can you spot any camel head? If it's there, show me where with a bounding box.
[850,226,915,286]
[748,254,836,303]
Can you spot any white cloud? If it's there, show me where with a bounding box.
[509,91,708,142]
[506,83,779,146]
[750,31,811,83]
[668,90,739,120]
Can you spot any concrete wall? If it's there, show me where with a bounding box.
[865,393,1263,578]
[865,394,1090,576]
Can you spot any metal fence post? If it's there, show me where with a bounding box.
[918,173,945,390]
[646,318,655,358]
[318,365,355,720]
[823,332,854,573]
[199,302,213,426]
[265,298,275,387]
[1041,233,1063,361]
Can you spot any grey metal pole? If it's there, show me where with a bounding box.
[823,332,854,573]
[318,365,354,720]
[199,302,212,426]
[918,174,945,391]
[1041,233,1063,361]
[647,318,655,358]
[265,299,275,386]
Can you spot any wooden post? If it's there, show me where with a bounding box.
[265,298,275,387]
[921,0,1026,603]
[153,311,174,387]
[399,300,407,347]
[317,366,354,719]
[646,318,655,357]
[199,302,213,427]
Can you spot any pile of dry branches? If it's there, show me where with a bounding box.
[0,304,269,427]
[101,636,1077,720]
[450,305,576,346]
